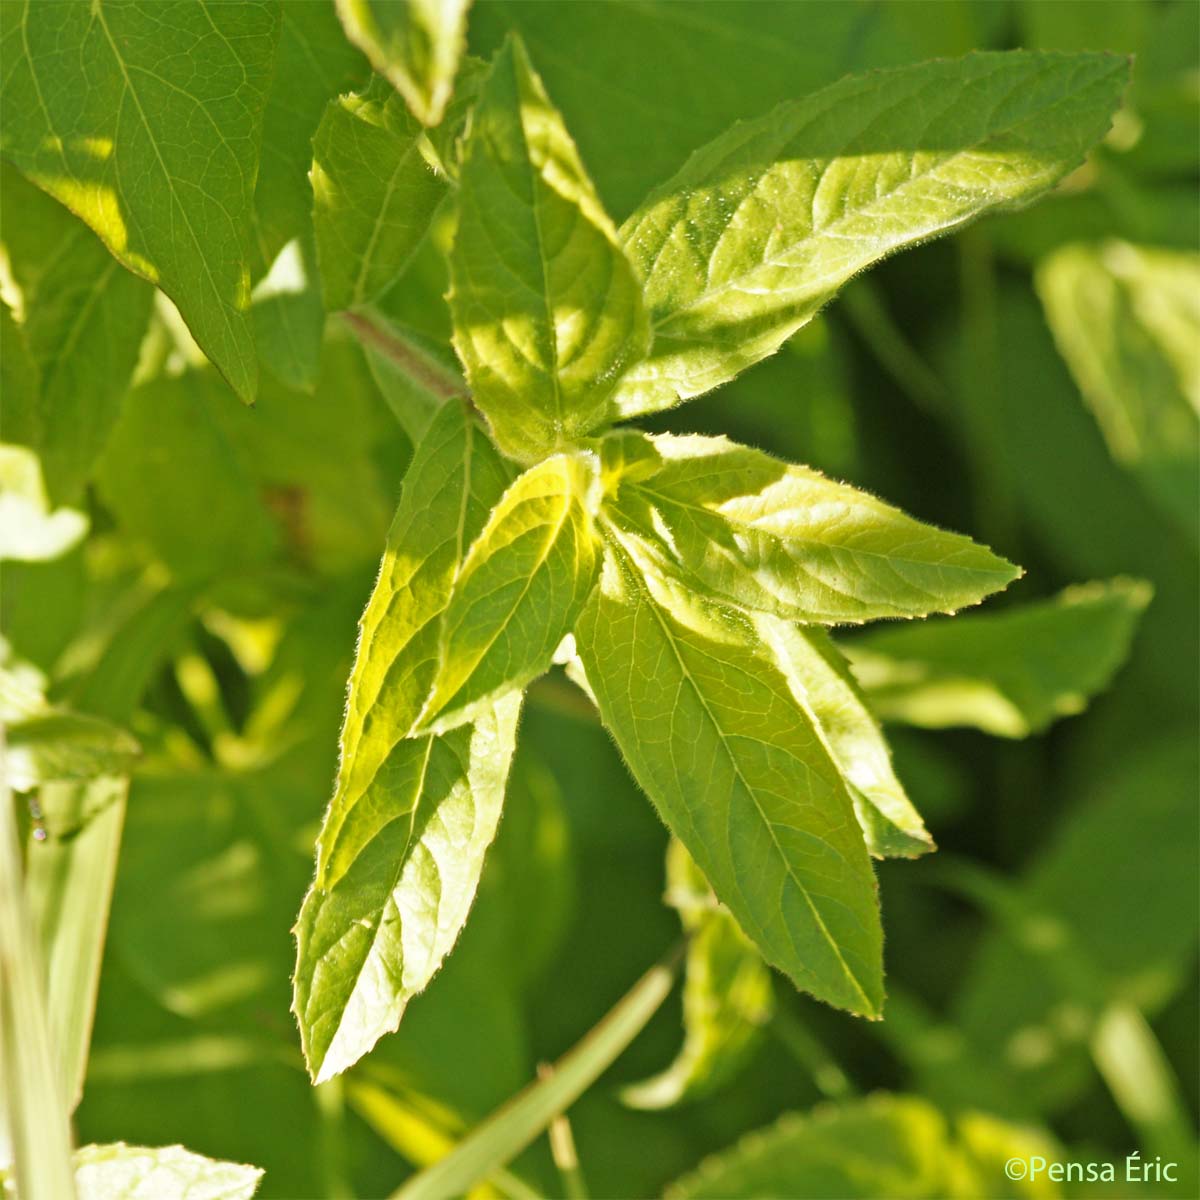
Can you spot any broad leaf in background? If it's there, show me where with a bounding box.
[251,235,325,393]
[72,1142,262,1200]
[1037,242,1200,543]
[608,433,1018,624]
[0,167,153,504]
[663,1093,1063,1200]
[312,77,448,312]
[294,695,522,1084]
[843,578,1151,737]
[417,453,600,733]
[756,621,932,858]
[336,0,472,127]
[622,840,772,1110]
[450,37,650,460]
[0,0,280,401]
[577,537,884,1017]
[613,51,1128,415]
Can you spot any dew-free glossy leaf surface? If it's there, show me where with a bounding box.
[418,453,600,733]
[294,695,521,1084]
[613,51,1129,414]
[0,0,280,401]
[312,77,448,312]
[576,534,883,1016]
[1037,242,1200,542]
[0,166,152,504]
[336,0,472,127]
[449,37,649,460]
[622,840,772,1109]
[757,620,932,858]
[843,578,1151,737]
[72,1142,262,1200]
[609,433,1019,625]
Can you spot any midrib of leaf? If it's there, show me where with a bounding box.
[631,482,1009,593]
[605,527,875,1013]
[641,56,1104,332]
[90,1,241,347]
[352,136,425,308]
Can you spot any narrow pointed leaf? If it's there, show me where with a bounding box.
[418,453,600,733]
[312,77,448,312]
[1037,242,1200,542]
[449,37,650,460]
[755,621,932,859]
[614,50,1129,415]
[336,0,472,127]
[622,840,772,1110]
[576,534,883,1017]
[294,695,521,1084]
[0,0,280,401]
[610,433,1019,624]
[72,1143,262,1200]
[843,578,1152,737]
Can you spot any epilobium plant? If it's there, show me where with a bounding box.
[291,35,1128,1083]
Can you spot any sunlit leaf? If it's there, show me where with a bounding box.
[0,0,280,400]
[614,51,1129,415]
[576,533,883,1017]
[449,37,650,460]
[843,579,1152,737]
[71,1142,262,1200]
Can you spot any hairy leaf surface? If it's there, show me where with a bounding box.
[72,1142,262,1200]
[622,840,772,1110]
[0,166,152,503]
[843,578,1151,737]
[294,695,521,1083]
[0,0,280,401]
[450,37,650,460]
[1037,242,1200,542]
[757,620,932,858]
[418,453,600,733]
[614,51,1129,414]
[609,433,1018,624]
[312,77,448,312]
[336,0,472,126]
[576,534,883,1016]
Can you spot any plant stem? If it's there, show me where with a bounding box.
[538,1064,589,1200]
[769,1002,855,1100]
[392,944,684,1200]
[343,312,464,400]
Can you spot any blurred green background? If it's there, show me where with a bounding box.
[3,2,1197,1197]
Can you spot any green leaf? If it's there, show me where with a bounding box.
[0,444,88,563]
[0,166,153,503]
[416,452,600,733]
[575,533,883,1017]
[335,0,472,127]
[842,578,1152,737]
[71,1142,262,1200]
[251,235,325,392]
[756,621,932,858]
[607,432,1019,625]
[663,1093,1064,1200]
[621,840,772,1110]
[1036,242,1200,542]
[449,37,650,460]
[3,711,139,792]
[312,77,448,313]
[294,695,522,1084]
[613,50,1129,416]
[0,0,280,401]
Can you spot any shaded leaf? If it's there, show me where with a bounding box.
[251,236,325,392]
[336,0,473,127]
[576,533,883,1017]
[1037,242,1200,542]
[0,0,280,400]
[312,77,448,312]
[843,579,1151,737]
[449,37,650,460]
[608,432,1019,625]
[622,840,772,1109]
[613,51,1129,415]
